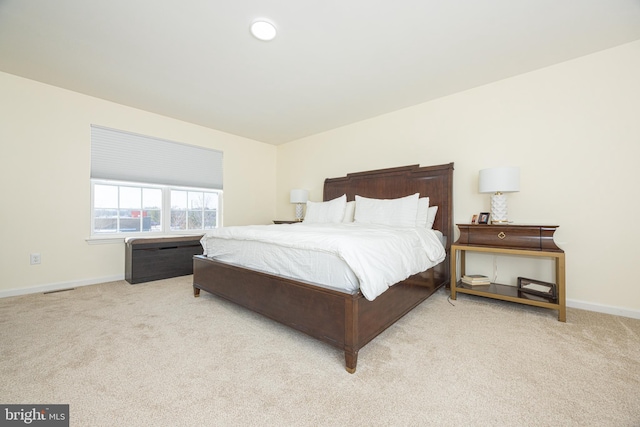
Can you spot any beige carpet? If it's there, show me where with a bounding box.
[1,276,639,426]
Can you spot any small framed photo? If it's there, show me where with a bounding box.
[478,212,490,225]
[471,214,478,224]
[517,277,557,301]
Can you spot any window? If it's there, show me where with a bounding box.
[170,189,219,231]
[91,181,220,235]
[93,182,162,233]
[90,125,223,237]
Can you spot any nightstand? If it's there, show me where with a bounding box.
[450,224,566,321]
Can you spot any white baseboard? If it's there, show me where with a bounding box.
[567,298,640,320]
[0,275,125,298]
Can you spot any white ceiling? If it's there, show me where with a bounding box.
[2,1,640,145]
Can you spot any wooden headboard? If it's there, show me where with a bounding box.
[323,163,454,250]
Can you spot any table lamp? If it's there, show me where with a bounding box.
[290,189,308,221]
[478,167,520,224]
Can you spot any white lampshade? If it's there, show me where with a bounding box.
[290,189,309,204]
[478,167,520,224]
[479,167,520,193]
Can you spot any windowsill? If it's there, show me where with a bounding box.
[85,232,206,245]
[86,236,125,245]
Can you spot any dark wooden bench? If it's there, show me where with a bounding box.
[125,235,204,284]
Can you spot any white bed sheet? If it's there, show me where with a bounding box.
[201,237,361,294]
[200,223,446,301]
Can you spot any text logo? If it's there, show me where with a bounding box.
[1,405,68,427]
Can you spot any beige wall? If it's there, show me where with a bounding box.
[2,39,639,317]
[0,72,277,295]
[276,40,640,317]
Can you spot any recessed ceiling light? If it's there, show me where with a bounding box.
[251,20,277,41]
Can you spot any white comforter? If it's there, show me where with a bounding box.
[201,223,446,301]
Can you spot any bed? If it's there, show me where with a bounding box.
[193,162,454,373]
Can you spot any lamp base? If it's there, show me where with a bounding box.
[490,193,509,224]
[295,203,304,221]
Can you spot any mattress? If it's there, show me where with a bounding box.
[200,223,445,299]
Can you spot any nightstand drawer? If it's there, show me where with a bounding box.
[455,224,560,251]
[467,226,541,249]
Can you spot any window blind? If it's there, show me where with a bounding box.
[91,125,223,189]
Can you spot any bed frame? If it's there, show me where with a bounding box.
[193,163,454,373]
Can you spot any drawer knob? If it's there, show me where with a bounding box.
[498,231,506,239]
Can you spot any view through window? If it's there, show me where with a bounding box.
[92,181,221,235]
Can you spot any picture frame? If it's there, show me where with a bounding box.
[517,277,557,301]
[478,212,490,225]
[471,214,478,224]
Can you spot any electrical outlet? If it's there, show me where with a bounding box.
[30,253,41,265]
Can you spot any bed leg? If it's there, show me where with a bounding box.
[193,286,200,297]
[345,350,358,374]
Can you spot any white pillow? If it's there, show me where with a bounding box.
[415,197,430,228]
[426,206,438,229]
[303,194,347,223]
[342,201,356,222]
[354,193,420,227]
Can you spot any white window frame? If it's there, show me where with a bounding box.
[89,179,222,241]
[166,186,222,233]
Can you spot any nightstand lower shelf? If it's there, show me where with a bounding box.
[450,241,566,322]
[455,281,560,309]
